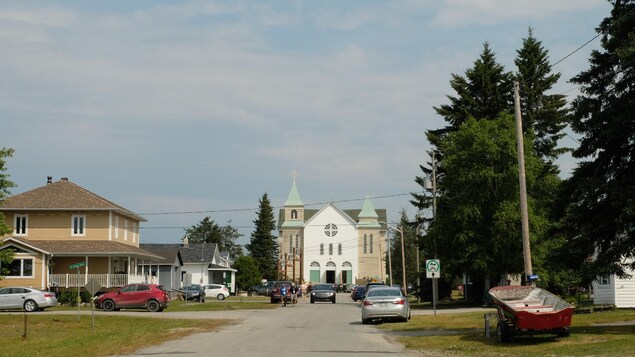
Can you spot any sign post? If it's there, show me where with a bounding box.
[426,259,441,317]
[69,261,86,320]
[85,279,101,332]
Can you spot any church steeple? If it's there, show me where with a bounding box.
[282,171,304,228]
[284,170,303,206]
[358,195,380,227]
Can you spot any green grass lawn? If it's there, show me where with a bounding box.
[0,296,276,356]
[378,309,635,356]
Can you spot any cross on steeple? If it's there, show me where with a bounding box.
[291,170,299,184]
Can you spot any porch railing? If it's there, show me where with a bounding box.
[49,274,147,289]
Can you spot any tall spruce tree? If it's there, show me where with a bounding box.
[514,28,569,165]
[559,0,635,279]
[246,193,278,280]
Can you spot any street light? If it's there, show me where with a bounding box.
[384,222,407,297]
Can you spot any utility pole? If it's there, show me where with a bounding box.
[514,81,533,285]
[428,150,439,313]
[415,215,421,303]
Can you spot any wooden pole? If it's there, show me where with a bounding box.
[514,81,533,285]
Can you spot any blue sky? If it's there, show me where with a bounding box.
[1,1,612,248]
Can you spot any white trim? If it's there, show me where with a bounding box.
[71,214,86,236]
[14,214,28,236]
[109,211,112,241]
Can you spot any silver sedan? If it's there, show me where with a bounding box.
[0,286,58,312]
[361,286,410,324]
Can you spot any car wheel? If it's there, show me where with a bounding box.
[270,298,276,304]
[332,298,336,304]
[251,291,258,297]
[217,294,226,301]
[362,318,369,325]
[24,299,38,312]
[103,299,116,312]
[147,300,161,312]
[310,298,314,304]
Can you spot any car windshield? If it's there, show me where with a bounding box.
[189,284,201,289]
[313,284,333,290]
[367,288,401,297]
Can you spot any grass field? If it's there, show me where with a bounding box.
[378,309,635,356]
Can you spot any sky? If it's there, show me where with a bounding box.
[1,0,613,249]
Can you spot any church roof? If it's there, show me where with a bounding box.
[284,177,303,206]
[358,195,379,218]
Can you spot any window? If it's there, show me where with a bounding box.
[329,243,333,255]
[4,258,33,277]
[114,216,119,239]
[124,220,128,241]
[291,210,298,219]
[295,235,299,250]
[369,234,374,254]
[598,275,611,286]
[289,234,293,255]
[363,234,367,254]
[132,222,137,243]
[72,215,85,236]
[338,243,342,255]
[14,215,28,236]
[320,243,324,255]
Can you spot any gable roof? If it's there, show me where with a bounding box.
[139,244,183,265]
[278,205,387,230]
[2,237,164,260]
[141,243,220,264]
[0,178,146,222]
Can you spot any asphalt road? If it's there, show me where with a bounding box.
[111,293,418,357]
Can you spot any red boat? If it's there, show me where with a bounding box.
[489,285,574,342]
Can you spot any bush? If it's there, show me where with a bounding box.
[57,290,92,306]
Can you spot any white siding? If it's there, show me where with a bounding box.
[614,274,635,308]
[592,277,616,305]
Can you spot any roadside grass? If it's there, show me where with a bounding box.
[0,314,230,357]
[49,295,277,312]
[378,309,635,356]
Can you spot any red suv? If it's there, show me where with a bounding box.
[95,283,169,312]
[270,281,292,304]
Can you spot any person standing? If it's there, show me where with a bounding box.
[301,281,307,301]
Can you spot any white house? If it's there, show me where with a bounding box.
[592,260,635,308]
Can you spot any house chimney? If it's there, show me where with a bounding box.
[47,176,53,184]
[61,177,68,181]
[182,236,189,248]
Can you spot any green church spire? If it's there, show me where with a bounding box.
[284,171,303,206]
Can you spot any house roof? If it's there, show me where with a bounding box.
[139,244,183,265]
[140,243,220,264]
[0,178,146,222]
[2,237,164,261]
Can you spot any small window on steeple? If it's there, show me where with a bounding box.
[291,210,298,219]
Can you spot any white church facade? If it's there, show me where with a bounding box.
[277,179,388,286]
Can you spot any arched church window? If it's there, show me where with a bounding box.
[291,210,298,219]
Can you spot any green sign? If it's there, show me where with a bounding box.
[69,261,86,269]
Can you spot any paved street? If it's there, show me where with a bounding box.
[110,293,416,357]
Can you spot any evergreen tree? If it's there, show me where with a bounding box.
[233,255,262,291]
[246,193,278,280]
[0,148,17,277]
[514,28,570,165]
[182,217,243,259]
[429,42,514,146]
[559,0,635,279]
[430,114,547,302]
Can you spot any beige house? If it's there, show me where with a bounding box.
[0,177,163,291]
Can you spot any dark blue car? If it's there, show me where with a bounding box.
[352,286,366,301]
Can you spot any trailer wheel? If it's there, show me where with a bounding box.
[496,320,510,343]
[558,328,570,338]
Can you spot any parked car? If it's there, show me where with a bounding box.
[95,283,169,312]
[248,281,276,297]
[0,287,57,312]
[361,285,410,324]
[346,284,358,293]
[351,286,366,301]
[179,284,206,302]
[310,283,336,304]
[203,284,229,300]
[270,281,292,304]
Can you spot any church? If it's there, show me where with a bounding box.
[277,178,388,286]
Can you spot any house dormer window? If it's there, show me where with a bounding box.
[72,215,85,236]
[14,215,28,236]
